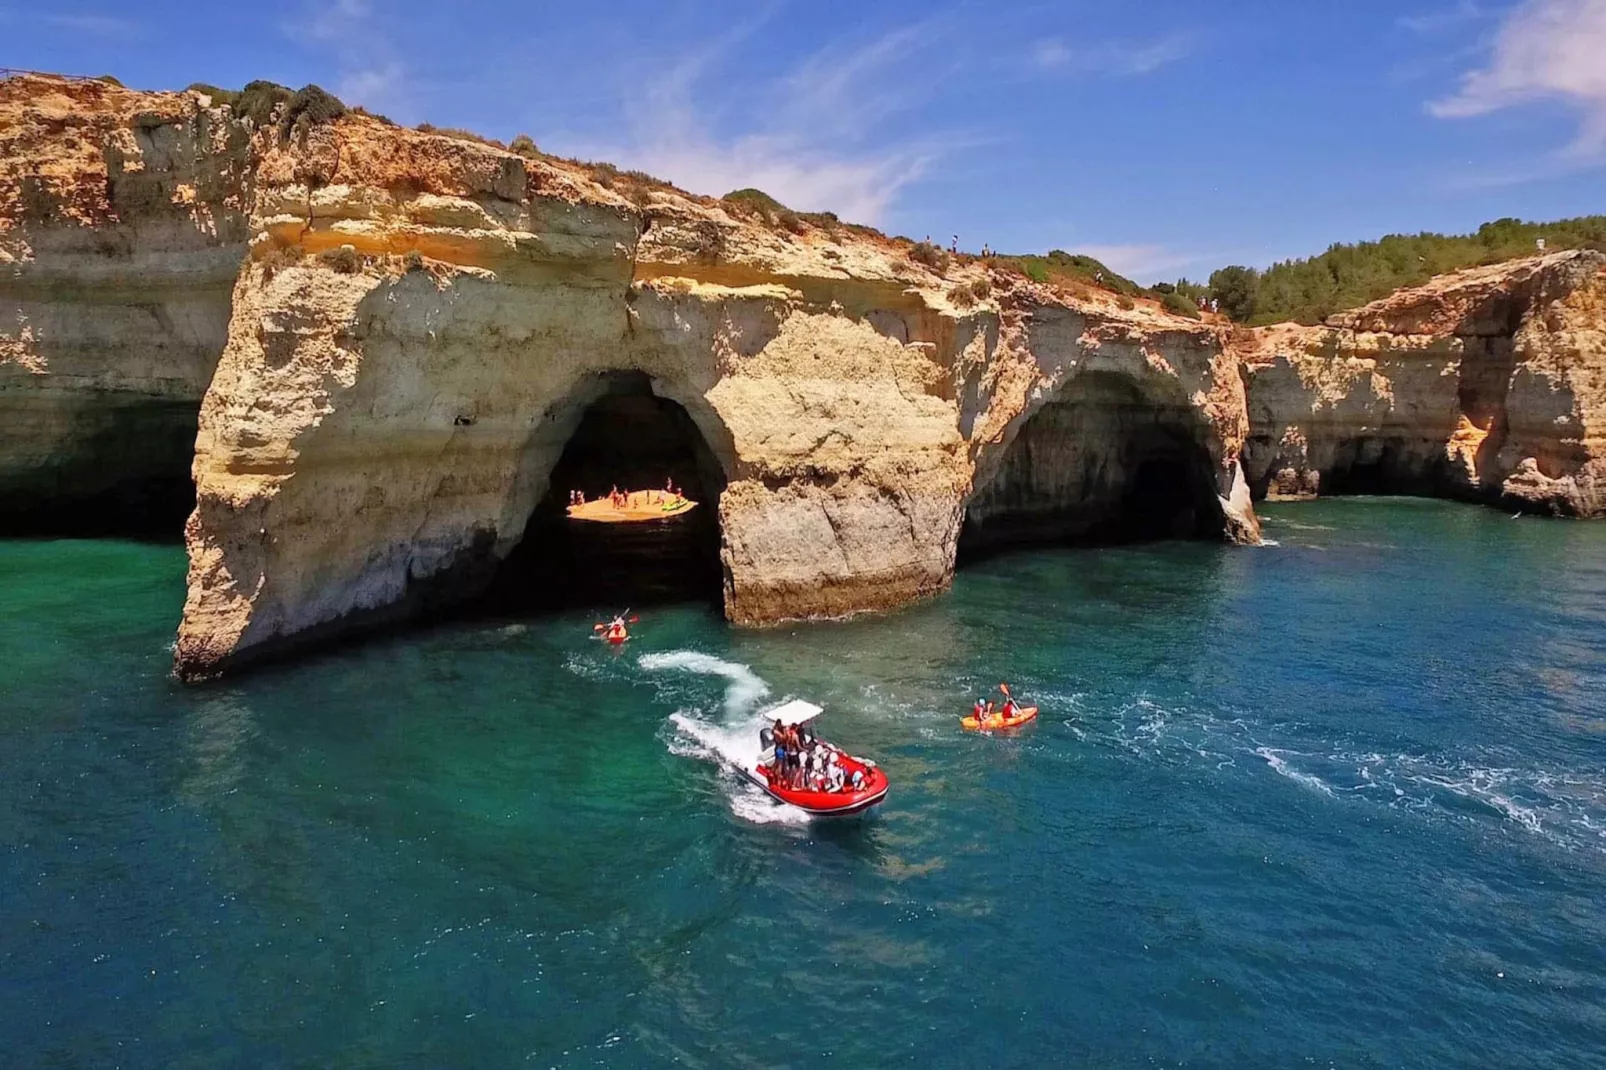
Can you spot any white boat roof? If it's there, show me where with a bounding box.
[764,699,824,727]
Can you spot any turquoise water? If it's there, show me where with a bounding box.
[4,500,1606,1067]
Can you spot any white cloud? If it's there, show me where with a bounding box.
[1398,0,1487,35]
[45,12,139,37]
[1073,243,1215,282]
[578,22,957,223]
[1031,32,1195,77]
[287,0,409,115]
[1429,0,1606,156]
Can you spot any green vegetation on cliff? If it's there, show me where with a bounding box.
[1206,216,1606,325]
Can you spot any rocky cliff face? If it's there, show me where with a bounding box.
[168,102,1257,676]
[6,73,1599,682]
[1238,251,1606,517]
[0,76,251,532]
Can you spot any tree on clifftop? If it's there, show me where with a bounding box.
[1209,265,1261,322]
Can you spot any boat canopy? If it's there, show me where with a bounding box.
[764,699,823,727]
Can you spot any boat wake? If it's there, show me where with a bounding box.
[1056,689,1606,856]
[640,651,811,826]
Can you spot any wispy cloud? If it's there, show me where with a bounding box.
[1429,0,1606,158]
[287,0,409,115]
[1398,0,1488,35]
[44,12,139,37]
[579,20,960,224]
[1031,32,1195,77]
[1073,243,1218,283]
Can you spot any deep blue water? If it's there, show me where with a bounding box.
[3,499,1605,1068]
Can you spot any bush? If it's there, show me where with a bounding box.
[350,105,395,126]
[509,133,539,158]
[426,126,505,149]
[1022,260,1049,284]
[722,188,789,219]
[318,244,362,274]
[284,84,347,130]
[800,210,840,231]
[1209,265,1261,322]
[947,282,977,308]
[1161,290,1200,319]
[187,82,239,107]
[909,241,950,273]
[235,80,294,126]
[1117,296,1136,311]
[969,276,992,300]
[96,74,124,86]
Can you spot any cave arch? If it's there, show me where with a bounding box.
[475,371,731,613]
[960,371,1224,562]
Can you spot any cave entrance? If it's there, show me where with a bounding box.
[480,373,727,614]
[0,398,199,541]
[1321,436,1442,497]
[959,372,1223,563]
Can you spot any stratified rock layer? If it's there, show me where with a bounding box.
[163,93,1257,676]
[1239,251,1606,516]
[0,76,250,531]
[2,73,1600,681]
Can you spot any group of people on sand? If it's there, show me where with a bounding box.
[569,479,685,511]
[759,719,868,794]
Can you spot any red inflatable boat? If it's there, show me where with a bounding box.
[744,700,889,818]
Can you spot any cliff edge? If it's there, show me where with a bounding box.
[1238,250,1606,516]
[3,72,1600,681]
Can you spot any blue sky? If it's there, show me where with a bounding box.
[7,0,1604,281]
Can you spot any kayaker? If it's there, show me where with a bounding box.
[972,698,986,722]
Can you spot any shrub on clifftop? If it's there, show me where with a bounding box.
[284,85,346,129]
[909,241,950,273]
[1161,291,1200,319]
[234,80,293,125]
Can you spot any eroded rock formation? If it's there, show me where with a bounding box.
[0,75,250,532]
[1238,251,1606,516]
[3,72,1599,681]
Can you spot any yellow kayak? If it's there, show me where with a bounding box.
[962,706,1039,731]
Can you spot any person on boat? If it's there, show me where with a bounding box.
[973,698,986,722]
[1000,697,1017,720]
[849,766,867,791]
[827,756,846,793]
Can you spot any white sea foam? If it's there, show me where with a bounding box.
[1254,747,1337,796]
[643,651,812,826]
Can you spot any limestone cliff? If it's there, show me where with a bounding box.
[12,72,1601,683]
[0,75,250,531]
[168,100,1256,676]
[1238,251,1606,516]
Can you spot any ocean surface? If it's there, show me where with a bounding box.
[4,499,1605,1068]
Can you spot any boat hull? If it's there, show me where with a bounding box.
[741,763,889,818]
[961,706,1039,731]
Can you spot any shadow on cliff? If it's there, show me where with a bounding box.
[958,371,1225,565]
[468,372,728,616]
[0,397,200,541]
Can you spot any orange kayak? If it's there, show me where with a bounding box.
[961,706,1039,731]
